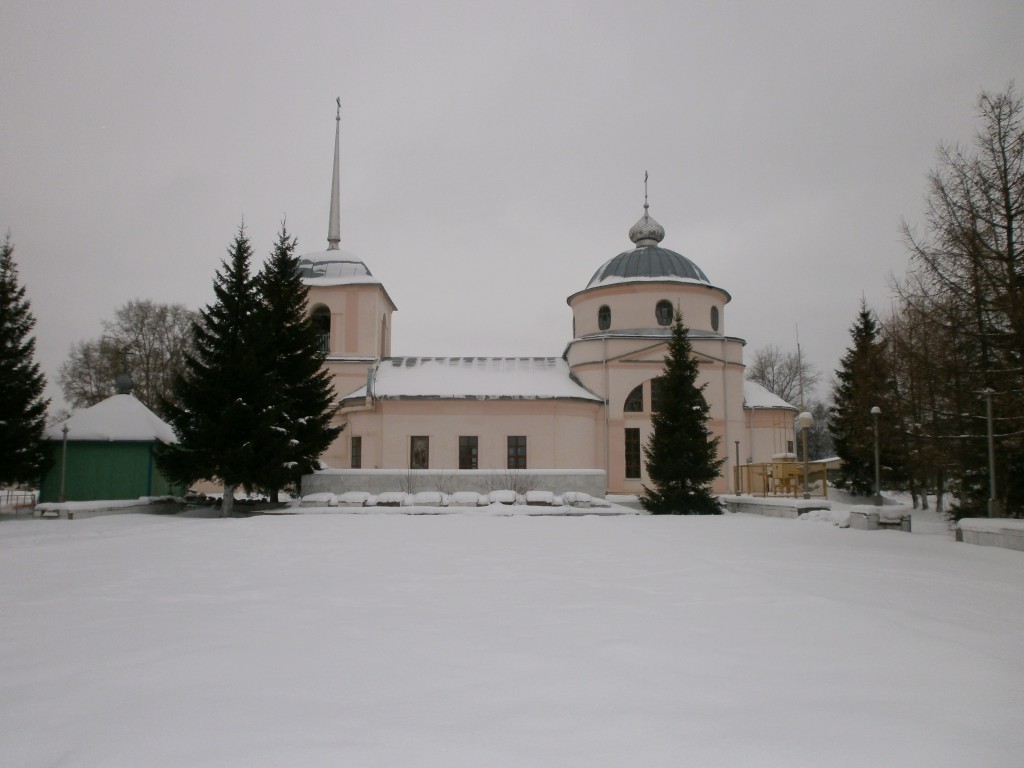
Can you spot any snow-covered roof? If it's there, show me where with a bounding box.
[298,250,385,288]
[343,357,603,402]
[45,394,178,443]
[743,380,798,411]
[302,275,384,288]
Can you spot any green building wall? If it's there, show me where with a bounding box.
[39,441,182,503]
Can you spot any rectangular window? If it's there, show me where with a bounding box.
[507,436,527,469]
[351,436,362,469]
[625,428,641,479]
[459,436,479,470]
[410,436,429,469]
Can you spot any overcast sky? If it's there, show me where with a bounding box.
[2,0,1021,410]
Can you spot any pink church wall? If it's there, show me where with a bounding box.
[569,281,729,337]
[337,399,601,474]
[306,283,394,359]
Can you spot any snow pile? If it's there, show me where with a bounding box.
[879,506,912,523]
[524,490,555,506]
[562,491,592,508]
[300,492,336,507]
[488,489,518,505]
[799,508,851,527]
[449,491,488,507]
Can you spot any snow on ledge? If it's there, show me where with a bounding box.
[958,518,1024,532]
[34,496,179,513]
[719,495,831,510]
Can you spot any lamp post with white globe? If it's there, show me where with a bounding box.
[798,411,813,498]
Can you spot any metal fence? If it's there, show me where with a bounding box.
[733,460,831,498]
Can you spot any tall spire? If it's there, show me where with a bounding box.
[327,97,342,250]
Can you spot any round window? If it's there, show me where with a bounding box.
[598,305,611,331]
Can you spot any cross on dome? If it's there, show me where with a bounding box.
[628,170,665,246]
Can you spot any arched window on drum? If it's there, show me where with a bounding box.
[311,305,331,354]
[656,300,673,326]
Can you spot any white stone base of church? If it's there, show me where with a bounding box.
[302,468,607,498]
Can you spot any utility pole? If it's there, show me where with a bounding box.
[980,388,998,518]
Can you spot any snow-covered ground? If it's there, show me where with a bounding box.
[1,510,1021,767]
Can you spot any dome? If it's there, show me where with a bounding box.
[297,250,373,279]
[587,246,709,289]
[585,201,710,289]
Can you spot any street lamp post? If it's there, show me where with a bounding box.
[871,405,882,506]
[59,424,69,503]
[734,440,741,494]
[798,411,813,499]
[980,388,998,518]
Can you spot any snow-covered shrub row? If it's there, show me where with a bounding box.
[299,490,599,509]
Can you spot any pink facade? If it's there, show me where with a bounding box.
[303,113,794,494]
[304,221,794,495]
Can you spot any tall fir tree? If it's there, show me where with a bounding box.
[0,234,50,486]
[157,226,266,516]
[641,311,724,514]
[252,224,341,500]
[830,301,901,496]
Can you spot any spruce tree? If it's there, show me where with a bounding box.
[0,234,50,486]
[252,223,341,500]
[641,311,724,514]
[830,301,900,496]
[157,226,266,516]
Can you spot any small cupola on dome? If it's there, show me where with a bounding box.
[628,204,665,246]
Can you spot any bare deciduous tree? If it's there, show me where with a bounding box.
[895,84,1024,517]
[745,344,821,406]
[59,300,196,416]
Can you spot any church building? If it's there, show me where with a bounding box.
[299,108,795,495]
